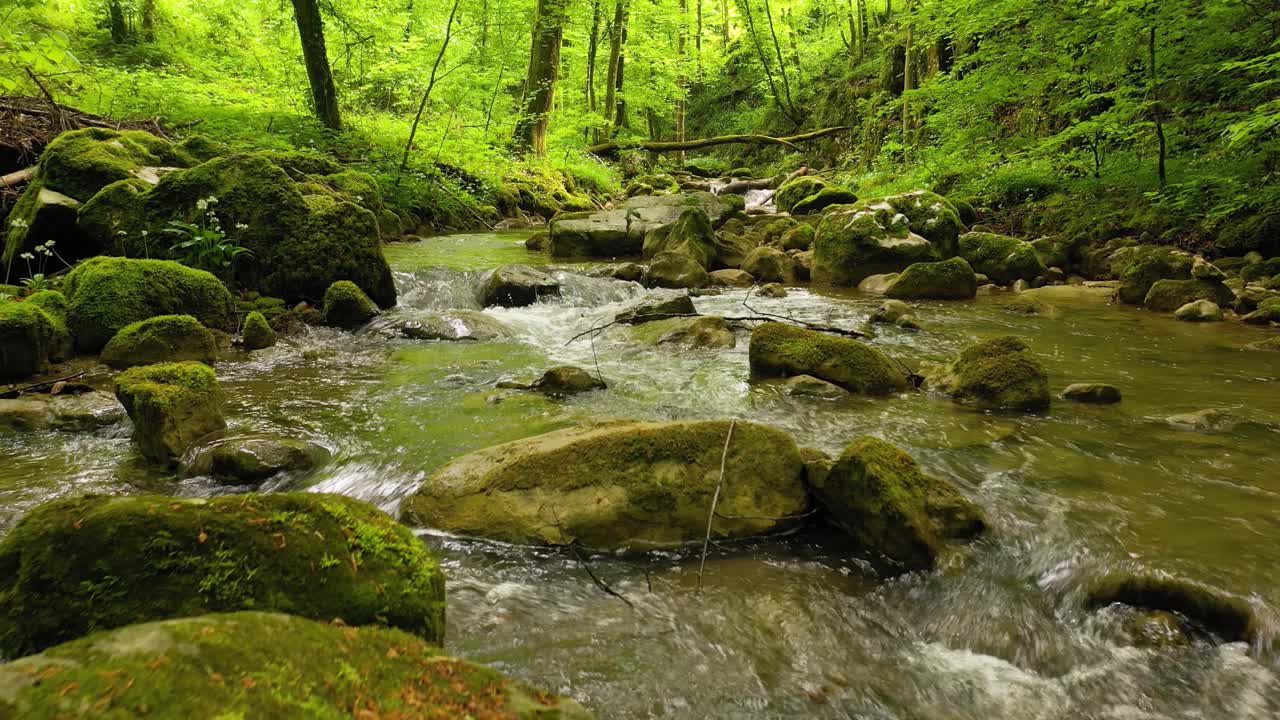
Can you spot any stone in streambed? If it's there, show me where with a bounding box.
[857,273,899,295]
[400,420,809,549]
[1085,570,1259,644]
[114,361,225,465]
[709,268,756,287]
[1001,294,1056,316]
[185,434,328,483]
[614,294,696,324]
[0,391,126,432]
[782,374,849,399]
[323,280,378,329]
[1174,299,1224,322]
[1061,383,1122,404]
[923,336,1050,412]
[957,232,1046,285]
[642,207,716,268]
[0,492,446,658]
[808,436,986,572]
[1165,408,1237,432]
[630,316,736,349]
[749,322,908,395]
[869,299,922,330]
[100,314,218,369]
[885,257,978,300]
[366,310,513,342]
[741,246,797,284]
[756,282,787,298]
[1242,297,1280,324]
[476,264,560,307]
[240,310,276,349]
[646,251,709,289]
[0,292,72,380]
[1144,279,1233,314]
[497,366,606,395]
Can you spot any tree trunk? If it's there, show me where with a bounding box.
[586,126,851,157]
[676,0,688,165]
[902,0,915,143]
[290,0,342,131]
[514,0,568,155]
[141,0,156,42]
[614,2,630,129]
[721,0,731,45]
[602,1,623,140]
[1150,25,1166,186]
[587,0,601,114]
[762,0,796,120]
[108,0,127,44]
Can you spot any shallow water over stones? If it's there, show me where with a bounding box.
[2,229,1279,717]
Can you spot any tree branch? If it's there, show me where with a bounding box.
[585,126,851,158]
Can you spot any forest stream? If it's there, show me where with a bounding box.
[3,230,1277,718]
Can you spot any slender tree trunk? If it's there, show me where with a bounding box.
[1149,25,1166,186]
[902,0,915,144]
[676,0,688,165]
[847,0,858,63]
[109,0,127,44]
[763,0,796,119]
[141,0,156,42]
[603,1,623,140]
[696,0,704,77]
[290,0,342,130]
[398,0,461,175]
[403,0,415,42]
[721,0,731,45]
[481,0,491,50]
[514,0,568,155]
[614,2,630,129]
[587,0,601,114]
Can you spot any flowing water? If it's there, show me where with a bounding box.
[3,230,1280,718]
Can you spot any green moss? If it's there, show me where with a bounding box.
[1142,279,1234,313]
[775,176,829,213]
[777,223,815,251]
[402,420,807,549]
[39,128,194,203]
[241,310,276,350]
[927,336,1051,411]
[0,298,72,380]
[100,314,217,369]
[885,257,978,299]
[813,204,940,286]
[114,361,224,464]
[1001,294,1055,316]
[810,436,986,572]
[641,208,716,268]
[0,612,589,719]
[791,186,859,216]
[63,256,234,352]
[1109,245,1193,305]
[748,322,909,394]
[957,232,1047,285]
[0,492,447,660]
[323,280,377,329]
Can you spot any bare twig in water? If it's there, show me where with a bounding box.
[570,543,635,609]
[1,371,87,399]
[565,310,865,347]
[698,419,736,593]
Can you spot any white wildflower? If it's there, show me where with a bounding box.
[235,223,248,230]
[19,252,34,260]
[196,198,208,211]
[9,218,28,229]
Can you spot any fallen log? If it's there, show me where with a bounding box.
[718,166,809,195]
[0,166,35,189]
[586,126,851,158]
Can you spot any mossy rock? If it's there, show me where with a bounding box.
[0,612,588,719]
[1001,294,1056,316]
[856,191,964,256]
[925,336,1051,411]
[613,294,696,325]
[241,310,276,349]
[402,420,808,549]
[748,322,908,395]
[740,246,797,284]
[1143,279,1234,314]
[957,232,1046,285]
[2,179,93,266]
[1108,245,1193,305]
[38,127,195,203]
[777,223,815,251]
[812,201,943,286]
[791,186,858,216]
[1242,296,1280,324]
[810,437,986,572]
[186,434,326,483]
[646,251,709,289]
[323,280,378,329]
[476,265,561,307]
[1239,257,1280,283]
[641,207,716,268]
[0,294,71,381]
[62,257,234,352]
[1085,571,1259,644]
[885,257,978,300]
[100,314,217,369]
[0,492,446,659]
[774,176,829,213]
[629,315,736,349]
[114,361,225,464]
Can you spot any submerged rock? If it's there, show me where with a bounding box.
[497,366,606,395]
[809,437,986,572]
[1165,408,1237,432]
[100,314,217,369]
[782,374,849,399]
[367,310,513,342]
[114,361,225,464]
[857,273,900,295]
[240,310,276,349]
[885,257,978,300]
[756,282,788,298]
[646,251,709,289]
[0,612,589,719]
[1001,294,1056,316]
[1173,299,1225,322]
[0,493,446,658]
[0,390,126,432]
[631,316,736,349]
[924,336,1050,411]
[1085,571,1258,643]
[401,420,808,549]
[749,322,908,395]
[1061,383,1122,404]
[614,294,696,324]
[185,434,328,483]
[476,264,560,307]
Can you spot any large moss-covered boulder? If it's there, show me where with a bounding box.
[38,127,196,203]
[791,186,858,216]
[810,437,986,572]
[1143,279,1234,313]
[549,192,742,258]
[1109,245,1194,305]
[812,191,962,286]
[77,152,397,308]
[0,294,71,380]
[323,280,379,328]
[2,181,92,265]
[100,314,217,369]
[957,232,1047,285]
[885,257,978,299]
[861,191,964,255]
[0,612,589,720]
[741,246,797,283]
[401,420,808,549]
[924,336,1050,411]
[62,257,234,352]
[774,176,828,213]
[748,322,909,394]
[114,361,225,464]
[1242,296,1280,324]
[0,493,446,659]
[641,207,716,268]
[646,251,709,289]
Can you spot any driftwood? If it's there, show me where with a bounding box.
[0,167,35,188]
[697,419,736,593]
[0,371,87,400]
[586,126,852,158]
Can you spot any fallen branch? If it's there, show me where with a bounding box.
[565,311,864,346]
[586,126,851,158]
[0,371,87,399]
[0,166,35,188]
[697,419,736,593]
[569,543,635,609]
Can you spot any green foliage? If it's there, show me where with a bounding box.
[162,198,253,281]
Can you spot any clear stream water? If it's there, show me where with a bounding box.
[3,230,1280,718]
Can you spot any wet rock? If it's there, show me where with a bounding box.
[524,230,550,252]
[1144,279,1234,313]
[756,282,788,298]
[1110,245,1194,305]
[401,420,809,549]
[368,310,513,342]
[614,294,697,324]
[1241,297,1280,324]
[0,612,590,719]
[322,280,378,329]
[774,176,829,213]
[0,399,53,430]
[813,203,941,286]
[1191,256,1226,281]
[1085,571,1258,643]
[783,375,849,399]
[0,292,72,380]
[789,249,814,281]
[115,361,225,465]
[1011,279,1030,293]
[497,366,606,395]
[1165,408,1237,432]
[1061,383,1122,404]
[709,268,756,287]
[1022,284,1117,304]
[777,223,815,251]
[476,264,560,308]
[630,316,736,349]
[3,183,91,265]
[958,232,1046,285]
[642,207,716,268]
[749,322,909,395]
[1001,294,1056,316]
[809,437,986,572]
[974,283,1003,296]
[869,299,915,326]
[1128,610,1191,648]
[885,257,978,300]
[741,246,798,284]
[857,273,900,295]
[646,251,710,289]
[100,314,217,369]
[549,191,742,258]
[791,186,859,216]
[711,231,755,269]
[588,261,646,283]
[799,447,835,486]
[186,434,328,483]
[1248,336,1280,351]
[1173,299,1224,322]
[924,336,1050,412]
[0,492,447,658]
[240,310,276,349]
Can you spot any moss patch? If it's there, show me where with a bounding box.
[114,361,225,464]
[0,295,71,381]
[957,232,1046,285]
[885,257,978,300]
[39,127,195,203]
[926,335,1051,411]
[323,281,378,329]
[100,314,217,369]
[748,322,908,394]
[1142,279,1234,313]
[0,492,446,659]
[241,310,276,350]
